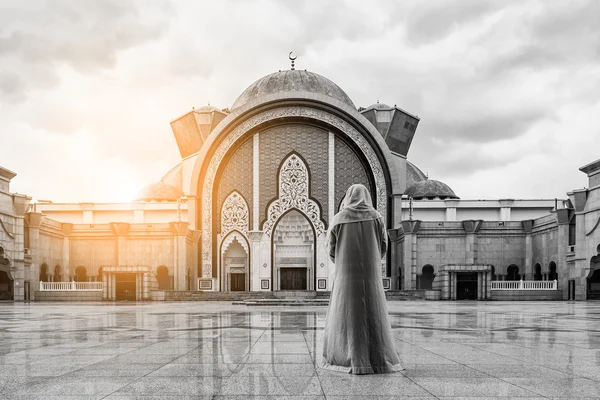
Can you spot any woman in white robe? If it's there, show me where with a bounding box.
[321,184,403,374]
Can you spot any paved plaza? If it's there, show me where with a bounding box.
[0,301,599,399]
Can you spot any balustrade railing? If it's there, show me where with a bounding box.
[39,281,103,291]
[491,280,557,290]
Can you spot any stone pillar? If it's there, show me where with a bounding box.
[522,220,533,280]
[188,230,201,291]
[102,272,108,300]
[499,199,514,221]
[462,220,482,264]
[110,274,116,300]
[388,228,402,290]
[445,200,459,221]
[110,223,130,267]
[80,203,94,224]
[136,273,142,301]
[401,220,420,290]
[171,222,188,291]
[27,212,45,300]
[253,132,260,231]
[555,208,570,299]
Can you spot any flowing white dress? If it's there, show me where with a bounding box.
[321,214,404,374]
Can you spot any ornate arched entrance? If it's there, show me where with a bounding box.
[272,209,315,290]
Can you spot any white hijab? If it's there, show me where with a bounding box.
[329,184,382,232]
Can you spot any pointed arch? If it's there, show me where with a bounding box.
[221,190,249,237]
[262,153,325,237]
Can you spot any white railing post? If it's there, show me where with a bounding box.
[71,281,75,290]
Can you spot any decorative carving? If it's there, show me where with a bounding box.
[221,191,249,236]
[201,106,388,277]
[263,154,325,237]
[259,125,329,224]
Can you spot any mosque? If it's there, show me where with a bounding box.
[1,61,599,302]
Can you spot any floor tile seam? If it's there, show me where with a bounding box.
[89,355,173,399]
[305,329,327,398]
[402,373,443,399]
[460,343,570,368]
[491,375,556,399]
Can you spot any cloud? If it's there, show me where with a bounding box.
[0,0,171,101]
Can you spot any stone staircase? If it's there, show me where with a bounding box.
[157,289,428,304]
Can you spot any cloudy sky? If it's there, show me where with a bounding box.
[1,0,598,203]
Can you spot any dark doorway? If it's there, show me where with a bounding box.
[456,273,478,300]
[75,266,87,282]
[231,273,246,291]
[568,279,576,300]
[280,268,306,290]
[506,264,520,281]
[549,261,558,281]
[0,270,13,300]
[116,273,137,301]
[534,263,542,280]
[39,263,48,282]
[587,269,600,300]
[156,266,170,290]
[420,265,434,290]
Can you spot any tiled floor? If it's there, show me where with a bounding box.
[0,301,599,399]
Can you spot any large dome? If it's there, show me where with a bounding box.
[136,181,184,202]
[232,70,355,110]
[405,179,459,200]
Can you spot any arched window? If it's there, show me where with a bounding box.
[506,264,520,281]
[54,265,61,282]
[419,265,435,290]
[75,266,87,282]
[490,265,496,281]
[534,263,542,281]
[548,261,558,281]
[97,266,103,282]
[156,266,170,290]
[39,263,48,282]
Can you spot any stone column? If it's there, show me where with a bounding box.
[388,228,402,290]
[499,199,514,221]
[187,230,201,291]
[253,132,260,231]
[401,220,420,290]
[522,220,534,280]
[110,223,130,267]
[27,212,45,300]
[111,274,116,300]
[445,200,459,221]
[555,208,570,299]
[171,222,188,291]
[102,272,108,300]
[462,220,482,264]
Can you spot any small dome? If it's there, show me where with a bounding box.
[406,161,427,188]
[195,105,225,113]
[136,181,184,202]
[367,102,392,110]
[232,69,355,110]
[405,179,459,200]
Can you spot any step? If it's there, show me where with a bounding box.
[233,299,329,306]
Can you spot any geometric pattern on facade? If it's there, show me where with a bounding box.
[262,154,326,237]
[221,191,249,237]
[334,136,372,210]
[217,139,254,228]
[201,106,388,277]
[259,125,329,223]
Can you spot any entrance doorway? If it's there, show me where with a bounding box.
[273,210,315,290]
[280,268,307,290]
[116,273,136,301]
[456,273,478,300]
[0,270,13,300]
[230,273,246,291]
[587,269,600,300]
